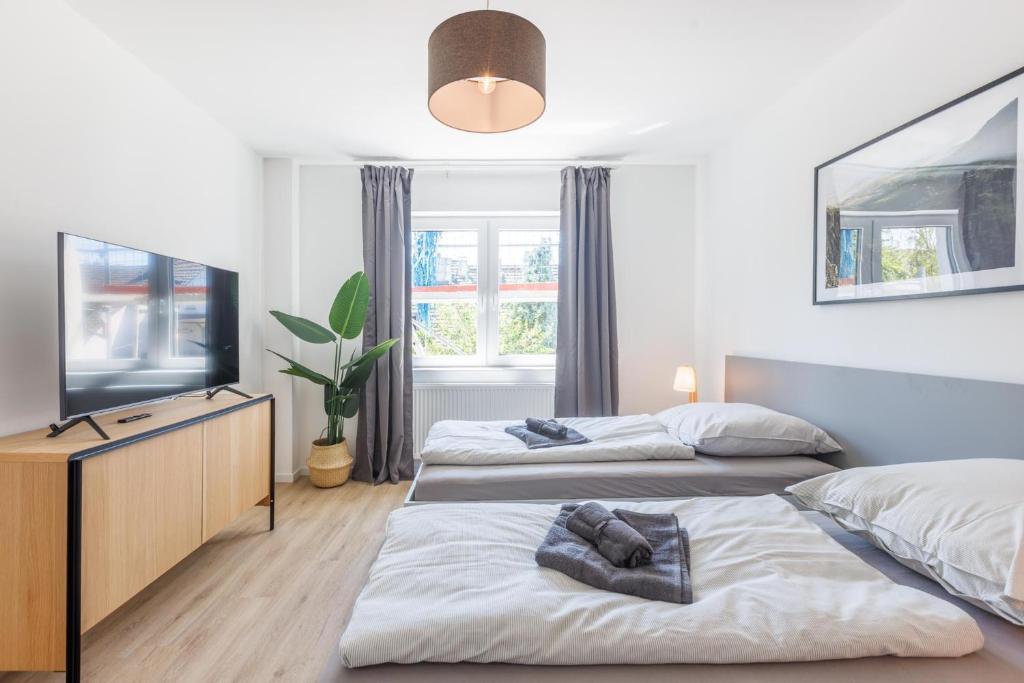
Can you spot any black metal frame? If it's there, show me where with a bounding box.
[812,63,1024,305]
[60,394,274,682]
[66,460,82,683]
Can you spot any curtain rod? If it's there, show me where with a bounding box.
[289,158,700,169]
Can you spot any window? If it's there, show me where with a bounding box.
[411,215,559,368]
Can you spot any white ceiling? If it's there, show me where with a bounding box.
[66,0,901,161]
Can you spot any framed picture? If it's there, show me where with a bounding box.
[814,66,1024,304]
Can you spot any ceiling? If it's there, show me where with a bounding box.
[66,0,901,161]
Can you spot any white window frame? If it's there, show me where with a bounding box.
[411,211,559,377]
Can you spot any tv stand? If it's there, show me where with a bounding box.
[47,415,110,440]
[205,385,253,400]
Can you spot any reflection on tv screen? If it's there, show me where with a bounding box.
[60,234,240,418]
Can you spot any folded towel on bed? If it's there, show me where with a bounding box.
[536,503,692,603]
[525,417,569,439]
[505,425,590,449]
[566,502,654,568]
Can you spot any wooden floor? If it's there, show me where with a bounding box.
[0,477,410,683]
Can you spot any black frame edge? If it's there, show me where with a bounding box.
[65,460,82,683]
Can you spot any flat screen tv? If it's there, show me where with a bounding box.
[58,233,240,420]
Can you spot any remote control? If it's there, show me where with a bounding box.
[117,413,152,424]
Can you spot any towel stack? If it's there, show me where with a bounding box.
[535,502,693,604]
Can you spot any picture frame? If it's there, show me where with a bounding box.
[813,65,1024,305]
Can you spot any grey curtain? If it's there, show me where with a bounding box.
[555,166,619,417]
[355,166,415,484]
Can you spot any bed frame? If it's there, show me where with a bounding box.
[725,355,1024,469]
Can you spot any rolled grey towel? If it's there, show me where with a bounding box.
[536,504,692,604]
[566,502,654,568]
[525,417,568,439]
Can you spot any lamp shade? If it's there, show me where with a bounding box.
[428,10,546,133]
[673,365,698,393]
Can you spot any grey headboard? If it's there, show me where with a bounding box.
[724,355,1024,469]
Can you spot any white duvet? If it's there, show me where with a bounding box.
[339,495,983,667]
[419,414,695,465]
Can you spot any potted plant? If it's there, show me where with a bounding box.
[267,272,397,488]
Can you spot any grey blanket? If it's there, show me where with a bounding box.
[536,504,692,604]
[505,425,591,449]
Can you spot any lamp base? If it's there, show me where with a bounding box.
[688,391,698,404]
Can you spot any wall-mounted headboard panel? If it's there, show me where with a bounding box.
[724,355,1024,469]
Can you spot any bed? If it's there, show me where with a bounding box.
[411,410,838,502]
[321,511,1024,682]
[324,495,1024,682]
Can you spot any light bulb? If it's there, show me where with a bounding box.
[476,76,496,95]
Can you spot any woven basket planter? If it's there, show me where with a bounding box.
[308,439,354,488]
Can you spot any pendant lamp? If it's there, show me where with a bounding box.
[427,5,546,133]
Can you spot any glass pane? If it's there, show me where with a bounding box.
[499,301,557,355]
[880,226,944,282]
[498,230,558,356]
[411,229,479,358]
[412,230,478,288]
[498,230,559,288]
[412,301,477,356]
[172,258,208,357]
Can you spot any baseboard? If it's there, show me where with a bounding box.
[275,466,307,483]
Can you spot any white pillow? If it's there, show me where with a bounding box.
[787,459,1024,625]
[654,402,841,456]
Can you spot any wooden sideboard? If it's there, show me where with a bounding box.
[0,393,274,681]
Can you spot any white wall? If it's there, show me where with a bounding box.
[613,166,696,414]
[0,1,262,436]
[413,168,559,212]
[697,0,1024,400]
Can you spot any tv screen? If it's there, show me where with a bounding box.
[58,233,240,419]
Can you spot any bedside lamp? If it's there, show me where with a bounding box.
[673,365,698,403]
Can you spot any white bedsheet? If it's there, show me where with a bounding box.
[419,414,696,465]
[339,495,983,667]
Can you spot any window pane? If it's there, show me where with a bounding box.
[412,302,477,356]
[498,230,558,357]
[498,230,559,287]
[412,230,478,288]
[499,302,557,355]
[412,229,479,358]
[172,258,208,358]
[880,226,945,282]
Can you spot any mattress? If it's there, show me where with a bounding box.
[410,454,838,502]
[320,509,1024,682]
[337,495,982,668]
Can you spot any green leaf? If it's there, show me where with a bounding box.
[267,349,333,385]
[269,311,336,344]
[340,338,399,389]
[341,394,360,419]
[329,272,370,340]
